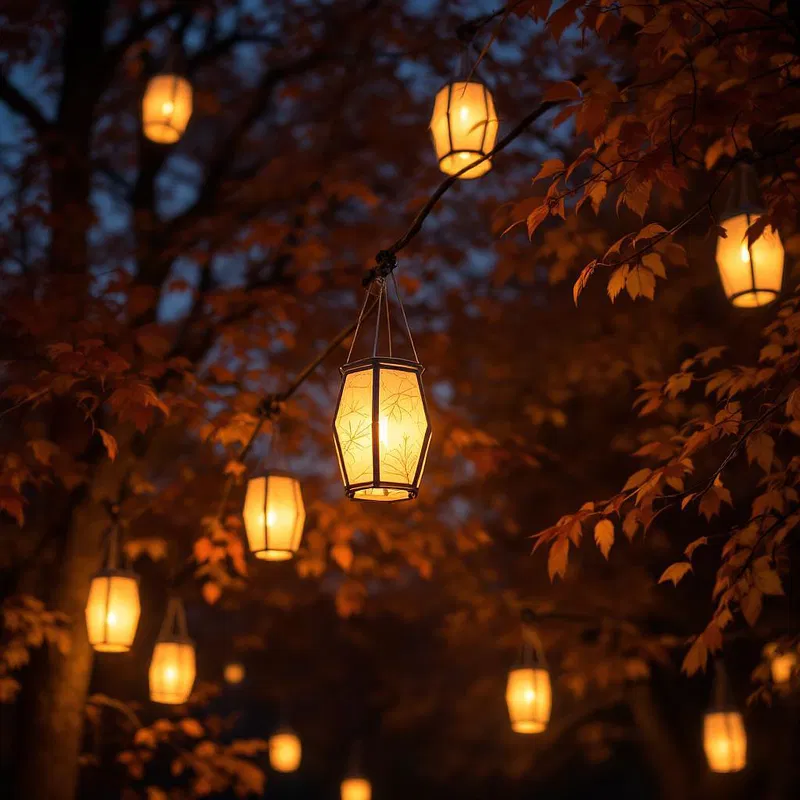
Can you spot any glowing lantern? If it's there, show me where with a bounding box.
[85,529,140,653]
[764,643,797,685]
[269,729,302,772]
[716,164,783,308]
[506,617,552,733]
[704,711,747,773]
[341,777,372,800]
[430,81,498,179]
[243,474,306,560]
[334,262,431,502]
[142,74,193,144]
[224,661,246,685]
[149,597,196,705]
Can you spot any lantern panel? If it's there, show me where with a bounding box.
[149,640,196,704]
[270,731,302,772]
[341,777,372,800]
[243,474,305,560]
[142,75,193,144]
[704,710,747,773]
[506,667,552,734]
[716,213,783,308]
[430,82,498,180]
[333,359,431,502]
[85,573,140,653]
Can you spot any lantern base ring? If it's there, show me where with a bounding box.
[253,547,295,561]
[727,287,780,308]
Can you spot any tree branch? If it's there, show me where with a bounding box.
[0,73,51,134]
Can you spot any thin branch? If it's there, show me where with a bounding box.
[0,73,51,134]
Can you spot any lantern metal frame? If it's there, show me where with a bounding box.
[86,526,140,653]
[150,595,195,704]
[333,262,431,502]
[506,617,552,734]
[431,80,496,176]
[719,162,781,307]
[244,469,306,560]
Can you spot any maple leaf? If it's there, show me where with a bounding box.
[97,429,118,462]
[593,519,614,559]
[658,562,692,587]
[746,431,774,472]
[548,537,570,581]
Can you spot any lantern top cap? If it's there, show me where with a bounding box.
[93,566,139,582]
[248,470,302,482]
[340,355,424,375]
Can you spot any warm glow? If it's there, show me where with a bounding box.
[430,82,498,179]
[341,777,372,800]
[716,213,783,308]
[243,474,306,560]
[149,640,196,704]
[506,666,552,734]
[333,357,431,502]
[704,711,747,773]
[224,661,246,685]
[142,74,193,144]
[85,572,140,653]
[765,645,797,685]
[269,730,302,772]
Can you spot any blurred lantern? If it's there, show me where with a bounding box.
[85,527,140,653]
[704,662,746,773]
[506,618,552,734]
[341,777,372,800]
[142,74,193,144]
[243,474,306,560]
[224,661,246,685]
[430,81,498,179]
[764,643,797,685]
[333,255,431,502]
[716,163,783,308]
[149,597,196,704]
[269,729,302,772]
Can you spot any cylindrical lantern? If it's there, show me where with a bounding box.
[334,266,431,502]
[716,164,783,307]
[430,81,498,179]
[149,597,196,705]
[85,528,140,653]
[704,711,747,773]
[764,643,797,685]
[506,619,552,733]
[269,729,302,772]
[341,777,372,800]
[224,661,246,685]
[243,473,306,560]
[142,74,193,144]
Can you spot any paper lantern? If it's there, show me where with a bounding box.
[704,711,747,773]
[149,597,196,704]
[243,474,306,560]
[334,266,430,502]
[142,74,193,144]
[341,777,372,800]
[85,528,140,653]
[430,81,498,179]
[506,667,552,734]
[224,661,246,685]
[85,570,141,653]
[269,729,302,772]
[716,164,783,308]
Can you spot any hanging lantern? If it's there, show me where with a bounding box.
[764,643,797,685]
[269,729,302,772]
[224,661,246,685]
[149,597,196,704]
[333,259,431,502]
[85,528,140,653]
[142,74,193,144]
[243,473,306,560]
[341,777,372,800]
[505,623,552,734]
[430,81,498,179]
[716,163,783,308]
[704,662,747,773]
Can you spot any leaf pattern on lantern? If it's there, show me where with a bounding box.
[335,368,374,484]
[378,369,427,485]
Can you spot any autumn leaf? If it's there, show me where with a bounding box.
[180,718,205,738]
[97,429,118,462]
[741,588,763,627]
[753,556,783,596]
[331,543,354,572]
[548,537,570,581]
[542,81,581,103]
[681,636,708,675]
[29,439,59,466]
[202,581,222,605]
[658,562,692,587]
[625,266,655,300]
[746,431,774,472]
[622,468,651,492]
[532,159,564,183]
[593,519,614,560]
[684,537,708,559]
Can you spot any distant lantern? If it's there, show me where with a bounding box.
[142,74,193,144]
[341,777,372,800]
[704,661,747,773]
[243,474,306,560]
[224,661,246,685]
[85,528,140,653]
[506,621,552,734]
[149,597,196,705]
[430,81,498,179]
[716,163,783,308]
[269,729,302,772]
[333,261,431,502]
[764,643,797,685]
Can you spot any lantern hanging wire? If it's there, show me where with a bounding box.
[506,611,552,734]
[149,594,196,704]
